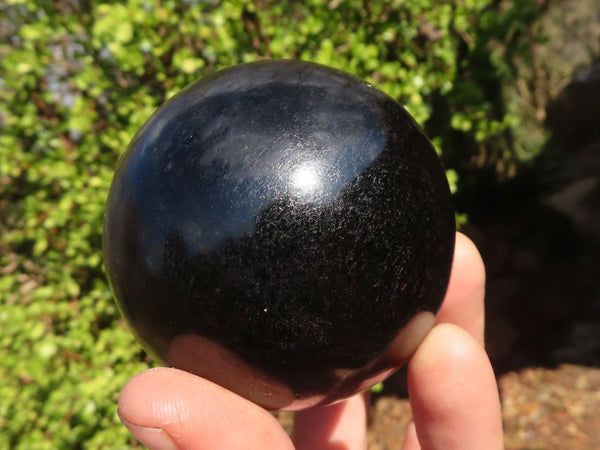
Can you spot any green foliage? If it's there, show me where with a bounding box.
[431,0,547,177]
[0,0,540,446]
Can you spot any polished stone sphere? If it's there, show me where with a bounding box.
[103,60,455,410]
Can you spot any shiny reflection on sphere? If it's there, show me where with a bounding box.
[103,60,455,410]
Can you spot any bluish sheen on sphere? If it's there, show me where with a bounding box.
[103,60,455,410]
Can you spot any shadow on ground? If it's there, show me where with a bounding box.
[476,60,600,373]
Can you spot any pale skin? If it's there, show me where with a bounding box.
[117,232,504,449]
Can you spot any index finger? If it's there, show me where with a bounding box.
[405,324,503,450]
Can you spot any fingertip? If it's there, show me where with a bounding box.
[407,323,503,449]
[118,367,170,423]
[410,323,480,371]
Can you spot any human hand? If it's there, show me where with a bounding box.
[117,232,503,449]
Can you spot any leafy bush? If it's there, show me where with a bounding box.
[0,0,542,447]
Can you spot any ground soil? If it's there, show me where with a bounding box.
[367,364,600,449]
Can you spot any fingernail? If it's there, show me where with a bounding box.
[118,410,178,450]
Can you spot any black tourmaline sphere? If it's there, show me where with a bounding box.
[103,60,455,410]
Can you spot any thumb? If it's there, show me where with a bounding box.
[118,367,294,450]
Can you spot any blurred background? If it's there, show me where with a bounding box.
[1,0,598,448]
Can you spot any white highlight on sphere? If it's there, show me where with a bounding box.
[290,162,323,195]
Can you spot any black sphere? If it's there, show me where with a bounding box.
[103,60,455,410]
